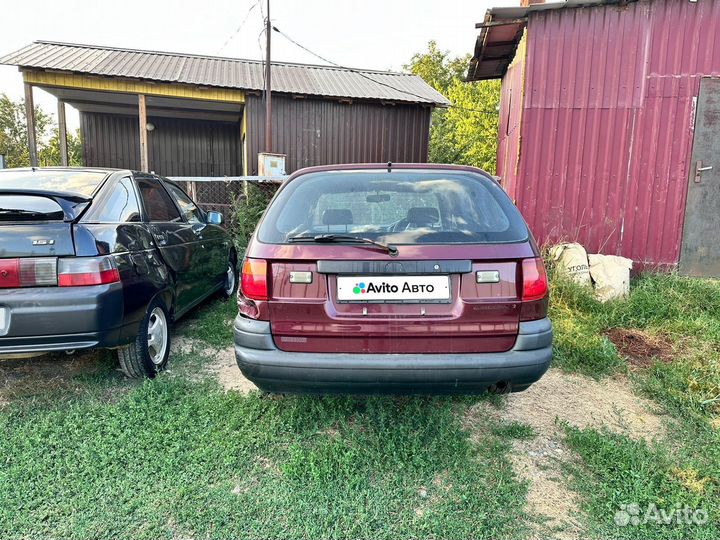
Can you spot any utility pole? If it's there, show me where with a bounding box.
[264,0,272,153]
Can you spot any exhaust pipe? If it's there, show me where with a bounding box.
[488,380,511,395]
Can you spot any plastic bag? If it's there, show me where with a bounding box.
[549,243,591,286]
[588,254,633,302]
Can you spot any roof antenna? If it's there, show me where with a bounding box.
[387,161,392,173]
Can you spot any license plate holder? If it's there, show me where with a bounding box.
[337,275,451,303]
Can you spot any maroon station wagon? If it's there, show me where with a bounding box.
[234,164,552,394]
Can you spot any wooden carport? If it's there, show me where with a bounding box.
[21,71,245,172]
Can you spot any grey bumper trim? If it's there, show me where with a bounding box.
[234,315,553,393]
[0,339,98,355]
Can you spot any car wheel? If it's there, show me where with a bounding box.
[221,255,238,300]
[117,298,171,378]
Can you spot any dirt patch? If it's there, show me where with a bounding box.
[0,350,107,404]
[606,328,674,367]
[464,369,667,539]
[171,338,256,394]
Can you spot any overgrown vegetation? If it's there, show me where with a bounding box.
[549,269,720,538]
[0,94,82,167]
[229,181,276,253]
[405,41,501,172]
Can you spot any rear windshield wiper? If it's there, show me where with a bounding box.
[288,234,398,256]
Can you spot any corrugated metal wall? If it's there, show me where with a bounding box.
[81,113,242,176]
[244,94,432,174]
[507,0,720,267]
[497,32,526,201]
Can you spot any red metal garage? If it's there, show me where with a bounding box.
[467,0,720,276]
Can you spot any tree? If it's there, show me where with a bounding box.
[405,41,501,173]
[0,93,82,168]
[39,128,83,167]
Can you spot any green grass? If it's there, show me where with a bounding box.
[180,296,238,348]
[548,269,720,538]
[0,352,530,539]
[3,269,720,539]
[564,425,719,539]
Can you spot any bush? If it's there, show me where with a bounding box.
[228,182,276,254]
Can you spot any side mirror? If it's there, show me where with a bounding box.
[206,211,223,225]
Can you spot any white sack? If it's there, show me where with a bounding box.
[549,243,591,286]
[588,254,633,302]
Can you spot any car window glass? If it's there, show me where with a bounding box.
[314,191,440,227]
[137,178,182,223]
[164,183,203,224]
[91,177,141,223]
[259,171,527,245]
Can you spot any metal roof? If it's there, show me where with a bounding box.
[0,41,449,106]
[466,0,639,81]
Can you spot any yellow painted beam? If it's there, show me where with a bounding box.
[22,71,245,104]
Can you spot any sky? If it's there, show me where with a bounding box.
[0,0,517,131]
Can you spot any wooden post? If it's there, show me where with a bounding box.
[57,100,68,166]
[24,83,38,167]
[264,0,272,153]
[138,94,149,172]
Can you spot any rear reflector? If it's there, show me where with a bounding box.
[58,256,120,287]
[241,258,268,300]
[521,257,549,301]
[0,258,58,288]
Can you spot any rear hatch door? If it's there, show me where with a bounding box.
[266,245,528,354]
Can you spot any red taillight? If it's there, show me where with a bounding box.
[0,258,58,288]
[240,258,268,300]
[521,257,548,301]
[58,256,120,287]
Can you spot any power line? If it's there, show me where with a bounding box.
[215,2,258,55]
[272,26,499,116]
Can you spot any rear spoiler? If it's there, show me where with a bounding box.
[0,189,92,221]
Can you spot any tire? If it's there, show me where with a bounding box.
[117,298,171,378]
[221,252,238,300]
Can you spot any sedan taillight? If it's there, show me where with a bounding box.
[0,258,58,288]
[58,256,120,287]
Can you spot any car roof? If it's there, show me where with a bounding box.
[0,166,129,176]
[286,163,492,180]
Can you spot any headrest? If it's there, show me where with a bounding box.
[407,207,439,224]
[322,208,353,225]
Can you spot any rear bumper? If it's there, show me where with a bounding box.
[0,283,128,355]
[234,316,553,395]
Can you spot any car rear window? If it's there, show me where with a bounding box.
[257,170,529,245]
[0,170,107,196]
[0,195,65,221]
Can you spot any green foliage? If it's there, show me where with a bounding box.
[39,127,83,167]
[405,41,501,172]
[229,182,276,253]
[0,93,82,167]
